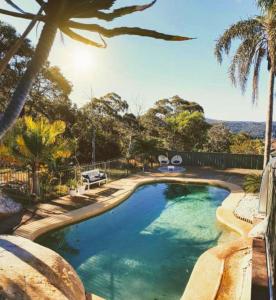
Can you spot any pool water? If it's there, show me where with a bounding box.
[37,183,229,300]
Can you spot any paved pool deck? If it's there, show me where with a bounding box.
[10,167,260,300]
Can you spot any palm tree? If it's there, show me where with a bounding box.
[215,4,276,168]
[3,116,71,196]
[0,0,192,139]
[258,0,276,9]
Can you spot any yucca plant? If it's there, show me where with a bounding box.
[3,116,71,196]
[215,2,276,168]
[243,173,262,193]
[0,0,191,139]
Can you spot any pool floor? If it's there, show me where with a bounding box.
[37,183,229,300]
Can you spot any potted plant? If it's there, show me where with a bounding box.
[68,179,86,196]
[68,179,79,197]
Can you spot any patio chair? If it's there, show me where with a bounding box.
[171,155,183,165]
[158,155,169,166]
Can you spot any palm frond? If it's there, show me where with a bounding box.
[257,0,276,10]
[228,38,259,91]
[215,18,262,63]
[60,27,107,48]
[4,0,25,13]
[66,21,192,41]
[73,1,157,20]
[252,46,266,103]
[65,0,116,18]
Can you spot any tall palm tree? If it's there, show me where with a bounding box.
[215,4,276,168]
[0,0,192,139]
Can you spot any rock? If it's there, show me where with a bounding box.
[0,194,22,216]
[0,235,86,300]
[234,194,259,223]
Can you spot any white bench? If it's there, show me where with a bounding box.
[81,169,107,188]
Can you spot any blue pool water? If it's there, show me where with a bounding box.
[37,183,229,300]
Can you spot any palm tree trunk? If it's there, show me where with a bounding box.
[32,162,40,198]
[0,6,44,76]
[263,68,275,168]
[0,11,58,139]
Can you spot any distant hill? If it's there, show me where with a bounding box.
[206,119,276,139]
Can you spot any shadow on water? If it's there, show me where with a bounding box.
[163,183,209,200]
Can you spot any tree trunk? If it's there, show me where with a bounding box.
[91,129,96,164]
[263,68,275,168]
[0,6,44,76]
[32,162,40,197]
[0,5,59,139]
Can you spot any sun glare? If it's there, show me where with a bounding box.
[71,48,96,72]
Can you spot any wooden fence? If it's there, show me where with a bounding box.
[165,151,264,170]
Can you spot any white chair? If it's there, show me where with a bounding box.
[158,155,169,166]
[171,155,182,165]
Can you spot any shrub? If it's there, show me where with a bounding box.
[243,173,262,193]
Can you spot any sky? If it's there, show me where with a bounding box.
[0,0,273,121]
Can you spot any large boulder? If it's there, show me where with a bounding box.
[0,235,86,300]
[0,194,22,216]
[0,194,23,234]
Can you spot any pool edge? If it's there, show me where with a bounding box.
[14,176,241,241]
[14,174,252,300]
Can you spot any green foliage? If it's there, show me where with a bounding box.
[166,111,209,151]
[141,96,208,152]
[11,116,71,166]
[1,116,71,197]
[130,137,161,167]
[205,124,231,153]
[243,173,262,193]
[230,132,264,154]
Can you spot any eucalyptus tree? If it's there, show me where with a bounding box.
[0,0,191,139]
[215,3,276,167]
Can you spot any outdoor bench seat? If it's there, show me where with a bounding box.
[81,169,107,188]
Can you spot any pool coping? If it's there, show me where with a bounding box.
[14,175,244,241]
[14,174,252,300]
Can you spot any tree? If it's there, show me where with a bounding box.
[0,6,43,75]
[0,0,191,139]
[140,95,205,147]
[79,93,129,162]
[230,132,264,154]
[1,116,71,197]
[0,22,75,124]
[166,111,209,151]
[205,124,231,153]
[215,3,276,167]
[130,136,161,168]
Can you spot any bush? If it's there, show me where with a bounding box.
[243,173,262,193]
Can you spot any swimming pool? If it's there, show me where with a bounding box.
[37,183,229,300]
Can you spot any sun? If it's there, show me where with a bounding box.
[71,47,96,72]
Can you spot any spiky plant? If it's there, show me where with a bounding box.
[0,0,192,139]
[215,4,276,168]
[3,116,71,196]
[243,173,262,193]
